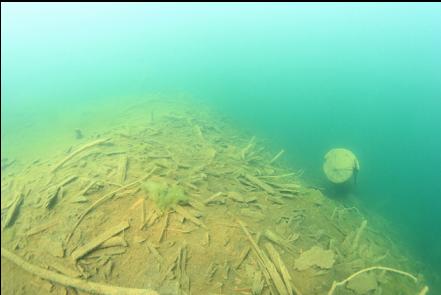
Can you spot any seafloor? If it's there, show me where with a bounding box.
[1,98,429,294]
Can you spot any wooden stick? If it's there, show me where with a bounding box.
[130,198,144,210]
[80,180,97,196]
[99,236,127,248]
[71,221,129,261]
[87,247,126,258]
[264,229,297,254]
[241,136,255,160]
[418,286,429,295]
[235,247,251,269]
[203,192,223,205]
[243,174,275,194]
[59,175,78,187]
[45,186,61,209]
[237,219,288,295]
[2,247,158,295]
[327,266,418,295]
[49,261,81,278]
[119,155,128,184]
[265,243,293,295]
[139,199,146,230]
[158,211,169,243]
[167,228,196,234]
[175,205,207,229]
[51,138,110,173]
[351,219,367,252]
[258,173,296,179]
[265,243,302,295]
[146,241,163,263]
[269,149,284,164]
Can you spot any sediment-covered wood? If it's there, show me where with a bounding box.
[2,247,158,295]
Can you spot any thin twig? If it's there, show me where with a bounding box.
[327,266,418,295]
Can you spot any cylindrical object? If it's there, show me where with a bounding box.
[323,148,359,184]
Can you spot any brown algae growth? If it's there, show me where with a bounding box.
[1,99,430,294]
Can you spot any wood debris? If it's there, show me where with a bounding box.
[265,243,302,295]
[228,192,256,203]
[71,195,88,203]
[351,219,368,252]
[240,208,265,221]
[3,192,24,229]
[44,186,61,209]
[139,199,146,230]
[146,241,164,264]
[203,192,224,205]
[71,221,129,261]
[269,149,284,164]
[66,174,153,244]
[87,247,127,258]
[175,205,207,229]
[118,155,128,184]
[2,247,159,295]
[205,262,218,282]
[241,174,276,195]
[158,211,170,243]
[50,261,81,278]
[238,219,290,295]
[51,138,110,173]
[241,136,256,160]
[129,198,144,210]
[26,220,59,237]
[99,236,127,248]
[235,246,251,269]
[294,246,335,271]
[252,270,264,295]
[176,244,190,293]
[264,229,298,254]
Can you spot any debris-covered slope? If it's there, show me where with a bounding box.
[1,99,429,295]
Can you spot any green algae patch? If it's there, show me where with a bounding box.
[142,179,189,210]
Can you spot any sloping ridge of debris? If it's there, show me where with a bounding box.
[0,98,430,295]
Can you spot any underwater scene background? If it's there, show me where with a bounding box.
[2,3,441,294]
